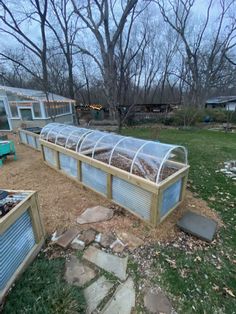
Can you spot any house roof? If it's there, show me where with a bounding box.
[0,85,75,102]
[206,96,236,104]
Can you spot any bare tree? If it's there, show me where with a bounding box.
[46,0,80,99]
[71,0,140,120]
[155,0,236,106]
[0,0,49,92]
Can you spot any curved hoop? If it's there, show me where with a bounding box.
[77,130,94,153]
[108,136,128,165]
[40,123,59,139]
[46,123,63,141]
[155,145,187,183]
[130,141,151,174]
[55,126,73,146]
[92,133,110,159]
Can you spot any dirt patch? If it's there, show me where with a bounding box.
[1,134,222,243]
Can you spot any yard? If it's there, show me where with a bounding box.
[1,128,236,313]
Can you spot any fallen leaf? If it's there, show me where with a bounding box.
[223,287,235,297]
[166,258,177,268]
[194,256,202,262]
[213,285,219,291]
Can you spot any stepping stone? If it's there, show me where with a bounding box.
[56,228,79,248]
[110,239,126,253]
[116,231,144,250]
[84,276,114,314]
[83,246,128,281]
[100,232,116,248]
[177,211,218,242]
[101,277,135,314]
[144,289,172,314]
[64,255,96,287]
[71,236,85,251]
[77,206,114,224]
[79,229,97,245]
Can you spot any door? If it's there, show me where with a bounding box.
[0,100,10,130]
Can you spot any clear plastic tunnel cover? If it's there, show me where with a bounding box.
[40,123,188,183]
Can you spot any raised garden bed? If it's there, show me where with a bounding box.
[18,128,42,151]
[0,190,45,303]
[40,123,189,226]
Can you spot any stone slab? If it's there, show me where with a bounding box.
[110,239,126,253]
[79,229,97,245]
[84,276,114,314]
[71,236,85,251]
[101,277,135,314]
[83,246,128,281]
[56,228,79,248]
[116,231,144,250]
[144,289,172,314]
[100,232,116,248]
[77,206,114,224]
[64,255,96,287]
[177,211,218,242]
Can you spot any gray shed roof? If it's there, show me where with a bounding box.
[206,96,236,104]
[0,85,75,102]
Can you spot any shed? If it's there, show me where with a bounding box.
[205,96,236,111]
[0,85,75,131]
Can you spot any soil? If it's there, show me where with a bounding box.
[0,192,20,218]
[46,136,177,182]
[1,134,222,243]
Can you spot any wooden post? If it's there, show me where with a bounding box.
[107,173,112,199]
[41,145,45,161]
[180,172,188,201]
[156,189,163,225]
[28,194,44,243]
[55,151,60,169]
[77,160,82,181]
[150,192,159,226]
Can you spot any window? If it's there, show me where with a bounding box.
[20,108,33,121]
[9,102,19,118]
[44,102,71,117]
[33,102,42,118]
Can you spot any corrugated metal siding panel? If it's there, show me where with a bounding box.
[81,163,107,195]
[59,153,77,177]
[0,210,36,291]
[35,137,40,150]
[20,131,27,144]
[27,135,36,149]
[112,177,152,221]
[44,147,56,166]
[160,179,182,218]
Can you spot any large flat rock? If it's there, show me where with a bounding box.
[101,277,135,314]
[177,211,218,242]
[83,246,128,281]
[77,206,114,224]
[56,228,79,248]
[64,255,96,287]
[116,231,144,250]
[144,289,172,314]
[84,276,114,314]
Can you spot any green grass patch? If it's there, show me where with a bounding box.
[3,254,86,314]
[122,127,236,313]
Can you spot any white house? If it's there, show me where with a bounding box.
[205,96,236,112]
[0,85,75,131]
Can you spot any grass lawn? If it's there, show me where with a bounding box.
[122,127,236,313]
[3,128,236,313]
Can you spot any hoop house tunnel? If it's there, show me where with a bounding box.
[39,123,189,226]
